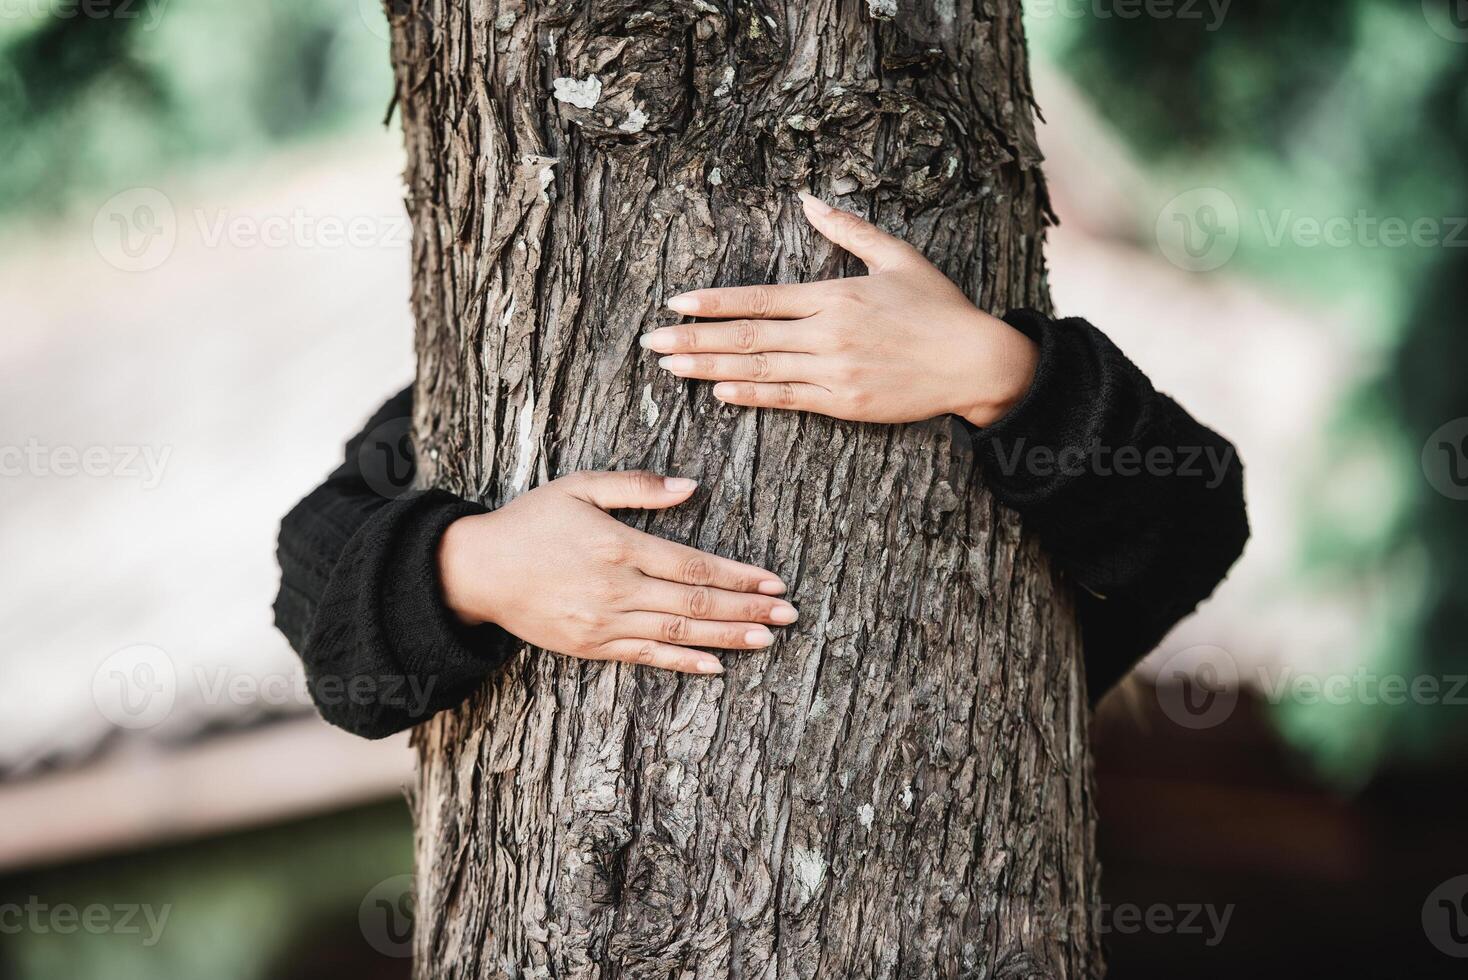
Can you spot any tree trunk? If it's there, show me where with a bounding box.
[389,2,1101,977]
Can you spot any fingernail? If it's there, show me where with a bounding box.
[664,477,698,492]
[797,191,832,215]
[667,294,698,314]
[745,627,775,647]
[698,659,725,675]
[713,383,737,400]
[757,579,787,595]
[658,355,693,374]
[640,329,674,352]
[769,603,799,624]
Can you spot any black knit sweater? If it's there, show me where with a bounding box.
[274,311,1248,738]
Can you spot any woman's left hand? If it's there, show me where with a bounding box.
[641,193,1039,428]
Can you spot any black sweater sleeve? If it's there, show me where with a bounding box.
[273,386,517,738]
[967,310,1249,701]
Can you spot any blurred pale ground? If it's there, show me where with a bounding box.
[0,133,417,770]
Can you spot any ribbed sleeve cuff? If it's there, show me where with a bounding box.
[967,310,1084,506]
[965,309,1149,510]
[377,489,516,678]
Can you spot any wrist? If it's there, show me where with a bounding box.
[955,313,1038,428]
[438,512,501,627]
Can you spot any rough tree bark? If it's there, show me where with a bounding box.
[388,1,1101,977]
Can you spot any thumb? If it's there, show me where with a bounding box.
[797,192,920,274]
[558,470,698,511]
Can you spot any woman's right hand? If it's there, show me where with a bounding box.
[438,471,797,675]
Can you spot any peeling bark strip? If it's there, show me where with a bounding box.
[388,1,1101,977]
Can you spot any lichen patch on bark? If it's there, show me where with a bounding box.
[552,75,603,109]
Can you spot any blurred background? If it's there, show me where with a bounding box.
[2,1,1466,976]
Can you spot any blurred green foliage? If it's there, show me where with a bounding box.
[0,0,392,215]
[1035,0,1468,783]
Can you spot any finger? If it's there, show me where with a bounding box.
[557,470,698,512]
[634,578,800,626]
[797,192,921,274]
[618,612,776,650]
[639,318,815,355]
[658,352,820,384]
[596,639,726,676]
[711,381,837,414]
[636,536,787,595]
[667,282,826,320]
